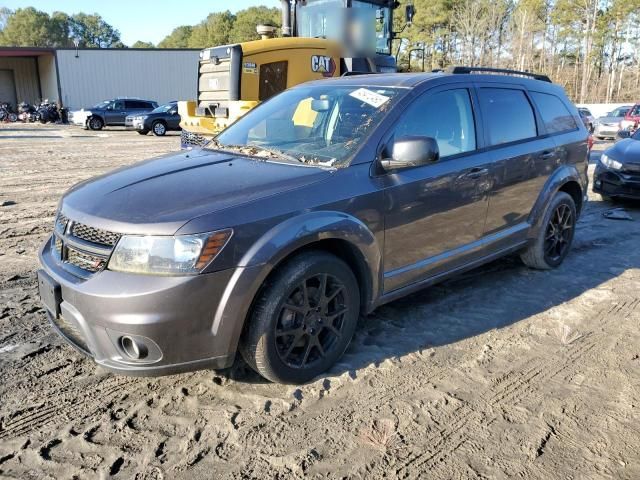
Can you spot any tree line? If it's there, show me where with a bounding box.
[1,3,639,103]
[399,0,640,103]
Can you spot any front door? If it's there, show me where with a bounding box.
[105,100,126,125]
[380,86,492,292]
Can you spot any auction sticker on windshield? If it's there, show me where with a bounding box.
[349,88,390,108]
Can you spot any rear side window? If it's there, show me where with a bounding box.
[530,92,577,134]
[126,100,152,109]
[478,88,537,145]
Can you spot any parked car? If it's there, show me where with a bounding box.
[125,101,181,136]
[38,68,588,383]
[578,107,595,132]
[594,127,640,200]
[69,98,158,130]
[593,105,632,140]
[620,103,640,131]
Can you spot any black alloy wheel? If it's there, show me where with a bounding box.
[275,273,348,369]
[240,251,360,384]
[544,203,573,263]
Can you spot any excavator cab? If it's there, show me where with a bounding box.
[179,0,404,148]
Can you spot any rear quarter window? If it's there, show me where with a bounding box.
[478,88,537,145]
[529,91,578,134]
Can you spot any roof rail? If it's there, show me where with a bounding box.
[445,66,552,83]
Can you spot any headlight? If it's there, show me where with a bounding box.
[600,153,623,170]
[108,229,232,275]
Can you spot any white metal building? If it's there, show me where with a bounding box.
[0,47,200,109]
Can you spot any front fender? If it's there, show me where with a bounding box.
[527,165,584,238]
[211,211,382,357]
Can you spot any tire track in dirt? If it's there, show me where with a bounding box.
[394,297,640,479]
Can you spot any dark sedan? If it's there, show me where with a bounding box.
[126,101,181,136]
[594,129,640,200]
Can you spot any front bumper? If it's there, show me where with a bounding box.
[593,164,640,199]
[69,111,90,127]
[125,117,146,130]
[38,236,246,376]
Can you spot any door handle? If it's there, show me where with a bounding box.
[463,167,489,179]
[540,150,555,159]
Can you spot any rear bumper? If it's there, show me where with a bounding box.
[38,236,258,376]
[593,164,640,199]
[594,124,619,137]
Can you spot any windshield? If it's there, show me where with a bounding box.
[92,100,111,109]
[214,84,403,167]
[296,0,392,55]
[151,103,176,114]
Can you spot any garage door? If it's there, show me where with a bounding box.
[0,70,17,107]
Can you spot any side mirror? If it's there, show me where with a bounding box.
[405,4,415,24]
[106,104,113,110]
[380,136,439,171]
[169,109,178,115]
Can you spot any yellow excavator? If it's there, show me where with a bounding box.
[179,0,414,148]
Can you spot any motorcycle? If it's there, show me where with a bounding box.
[17,102,37,123]
[0,102,18,122]
[36,100,61,124]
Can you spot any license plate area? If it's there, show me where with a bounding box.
[38,269,61,316]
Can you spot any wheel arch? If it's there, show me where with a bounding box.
[527,166,585,238]
[210,211,382,359]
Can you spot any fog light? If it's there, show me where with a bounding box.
[120,335,148,360]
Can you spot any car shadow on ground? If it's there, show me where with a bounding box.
[220,199,640,385]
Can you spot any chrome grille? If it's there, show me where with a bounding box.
[55,212,68,234]
[71,222,120,247]
[67,247,107,273]
[54,236,62,255]
[181,129,208,148]
[51,212,119,278]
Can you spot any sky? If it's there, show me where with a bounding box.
[2,0,281,45]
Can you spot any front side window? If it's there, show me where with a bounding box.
[478,88,537,145]
[215,85,404,166]
[391,88,476,158]
[530,91,577,134]
[113,100,124,110]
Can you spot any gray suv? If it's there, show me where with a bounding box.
[69,98,158,130]
[38,68,589,383]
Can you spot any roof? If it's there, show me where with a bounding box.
[303,71,564,93]
[0,46,200,57]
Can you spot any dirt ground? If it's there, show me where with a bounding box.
[0,123,639,480]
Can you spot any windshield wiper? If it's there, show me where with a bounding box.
[250,145,302,164]
[206,140,302,163]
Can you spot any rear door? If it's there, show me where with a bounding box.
[381,84,493,292]
[477,85,557,236]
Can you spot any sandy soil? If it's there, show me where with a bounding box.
[0,123,639,479]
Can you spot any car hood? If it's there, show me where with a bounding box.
[61,149,332,235]
[607,138,640,164]
[597,116,621,124]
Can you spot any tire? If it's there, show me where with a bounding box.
[137,130,149,135]
[8,113,17,122]
[521,191,576,270]
[240,251,360,384]
[152,121,167,136]
[88,116,103,130]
